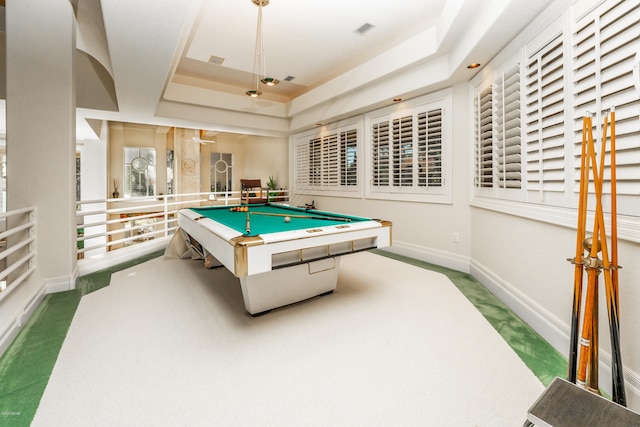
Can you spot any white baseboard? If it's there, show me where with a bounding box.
[385,240,471,273]
[469,258,640,408]
[0,280,47,357]
[469,259,569,353]
[385,239,640,408]
[77,237,170,277]
[47,273,76,294]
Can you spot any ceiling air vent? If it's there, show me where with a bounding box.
[354,23,375,35]
[208,55,225,65]
[283,76,296,82]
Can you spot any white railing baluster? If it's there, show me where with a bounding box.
[0,207,37,302]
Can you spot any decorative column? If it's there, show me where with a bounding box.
[5,0,77,290]
[174,128,201,195]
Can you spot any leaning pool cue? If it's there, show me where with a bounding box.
[610,108,620,312]
[250,212,351,222]
[599,109,626,406]
[568,115,590,383]
[576,112,605,390]
[577,115,601,389]
[582,110,626,405]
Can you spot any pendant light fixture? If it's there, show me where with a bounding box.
[245,0,279,97]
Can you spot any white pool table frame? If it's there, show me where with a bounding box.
[178,208,392,315]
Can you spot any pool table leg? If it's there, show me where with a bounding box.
[240,257,340,315]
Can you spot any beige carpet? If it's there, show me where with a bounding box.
[33,252,543,426]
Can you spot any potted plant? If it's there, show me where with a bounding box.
[112,179,120,198]
[267,176,278,201]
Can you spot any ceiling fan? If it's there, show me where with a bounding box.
[192,129,216,144]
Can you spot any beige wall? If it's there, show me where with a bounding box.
[108,122,288,197]
[200,133,289,193]
[108,122,171,197]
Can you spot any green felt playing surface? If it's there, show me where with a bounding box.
[189,204,370,235]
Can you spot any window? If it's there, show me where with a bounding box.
[525,33,566,202]
[76,154,81,201]
[371,121,390,187]
[472,0,640,226]
[473,60,522,196]
[211,153,233,193]
[166,149,174,195]
[124,147,156,197]
[340,129,358,186]
[1,153,5,213]
[419,109,444,187]
[474,84,493,188]
[572,0,640,215]
[294,122,360,193]
[494,64,522,189]
[368,90,451,203]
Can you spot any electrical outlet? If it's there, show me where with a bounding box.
[453,232,460,243]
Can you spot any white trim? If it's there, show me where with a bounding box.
[470,196,640,244]
[385,239,470,274]
[469,258,569,352]
[77,236,170,277]
[364,89,454,204]
[0,280,47,357]
[46,272,77,294]
[469,255,640,404]
[384,235,640,406]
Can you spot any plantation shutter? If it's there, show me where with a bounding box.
[475,85,493,188]
[323,134,339,186]
[340,129,358,186]
[372,120,390,187]
[417,109,443,187]
[494,64,522,189]
[573,0,640,196]
[309,137,322,186]
[393,115,413,187]
[525,34,566,196]
[295,140,310,188]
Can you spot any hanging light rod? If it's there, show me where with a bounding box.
[245,0,278,97]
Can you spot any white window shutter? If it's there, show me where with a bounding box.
[494,64,522,189]
[525,34,566,196]
[572,0,640,197]
[372,119,390,188]
[340,129,358,186]
[475,85,494,188]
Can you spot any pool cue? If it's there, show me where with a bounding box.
[245,211,251,234]
[250,212,351,222]
[599,109,626,406]
[576,235,599,388]
[582,111,626,405]
[577,116,600,389]
[567,116,590,383]
[610,108,620,314]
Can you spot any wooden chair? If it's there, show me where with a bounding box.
[240,179,268,204]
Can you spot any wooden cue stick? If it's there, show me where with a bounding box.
[610,109,619,312]
[250,211,351,222]
[577,115,599,388]
[568,116,590,383]
[583,111,626,405]
[597,109,626,406]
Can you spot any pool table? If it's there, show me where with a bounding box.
[177,203,392,315]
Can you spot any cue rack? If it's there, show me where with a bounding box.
[566,109,626,406]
